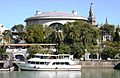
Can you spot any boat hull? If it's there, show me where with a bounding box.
[19,67,81,71]
[0,67,14,71]
[17,63,81,71]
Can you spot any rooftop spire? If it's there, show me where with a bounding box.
[88,3,96,26]
[105,17,108,24]
[89,3,93,17]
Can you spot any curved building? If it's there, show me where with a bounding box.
[25,11,88,26]
[25,3,96,27]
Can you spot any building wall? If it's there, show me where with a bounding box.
[26,19,76,26]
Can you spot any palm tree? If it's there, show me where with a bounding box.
[100,24,115,41]
[63,22,81,44]
[2,30,12,43]
[63,21,99,47]
[43,25,53,43]
[69,23,80,43]
[11,24,25,32]
[11,24,25,43]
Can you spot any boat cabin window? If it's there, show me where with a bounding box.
[45,62,50,65]
[36,62,40,64]
[65,62,70,65]
[52,62,70,65]
[28,61,31,64]
[31,61,35,64]
[33,55,58,59]
[27,61,50,65]
[39,62,44,65]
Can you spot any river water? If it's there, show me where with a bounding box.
[0,69,120,78]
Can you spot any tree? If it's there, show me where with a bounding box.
[25,25,44,43]
[11,24,25,32]
[0,48,5,55]
[79,22,99,48]
[58,44,71,54]
[70,43,85,59]
[27,45,44,55]
[87,45,101,60]
[63,21,81,44]
[0,48,6,60]
[48,30,64,44]
[113,26,120,42]
[11,24,25,43]
[101,41,120,59]
[63,21,99,48]
[100,24,115,41]
[42,25,53,43]
[2,30,12,43]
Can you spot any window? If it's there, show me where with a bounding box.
[40,62,44,65]
[36,62,40,64]
[65,62,70,65]
[52,62,55,65]
[56,62,59,65]
[45,62,50,65]
[31,61,35,64]
[28,61,31,64]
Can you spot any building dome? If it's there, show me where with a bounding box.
[25,11,88,26]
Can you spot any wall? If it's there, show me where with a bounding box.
[80,60,119,69]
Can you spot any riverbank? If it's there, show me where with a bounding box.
[80,60,120,69]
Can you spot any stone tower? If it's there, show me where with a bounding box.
[88,3,96,26]
[105,17,108,24]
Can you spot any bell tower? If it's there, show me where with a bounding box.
[88,3,96,26]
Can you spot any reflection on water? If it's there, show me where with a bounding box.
[0,69,120,78]
[0,71,81,78]
[81,69,120,78]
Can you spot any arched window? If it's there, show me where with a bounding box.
[49,23,63,31]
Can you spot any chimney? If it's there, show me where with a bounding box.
[72,10,77,15]
[36,11,42,15]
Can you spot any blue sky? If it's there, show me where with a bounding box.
[0,0,120,29]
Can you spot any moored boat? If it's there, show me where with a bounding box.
[0,66,14,71]
[16,54,81,71]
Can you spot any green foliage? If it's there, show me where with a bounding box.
[0,48,5,55]
[113,27,120,42]
[70,43,85,58]
[11,24,25,32]
[100,24,115,41]
[27,45,44,55]
[87,45,100,54]
[2,30,12,43]
[58,44,71,54]
[102,41,120,59]
[11,24,26,43]
[48,30,64,44]
[9,21,120,60]
[63,21,99,47]
[25,25,44,43]
[42,25,53,43]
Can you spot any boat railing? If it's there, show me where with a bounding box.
[33,54,73,60]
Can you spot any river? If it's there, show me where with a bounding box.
[0,69,120,78]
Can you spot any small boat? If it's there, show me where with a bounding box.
[16,54,81,71]
[113,63,120,69]
[0,66,14,71]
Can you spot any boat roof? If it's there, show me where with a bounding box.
[34,53,72,56]
[28,58,72,62]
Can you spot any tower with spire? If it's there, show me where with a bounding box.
[105,17,108,24]
[88,3,96,26]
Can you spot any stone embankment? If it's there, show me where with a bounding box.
[80,60,120,69]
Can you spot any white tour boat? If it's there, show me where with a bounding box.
[16,54,81,71]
